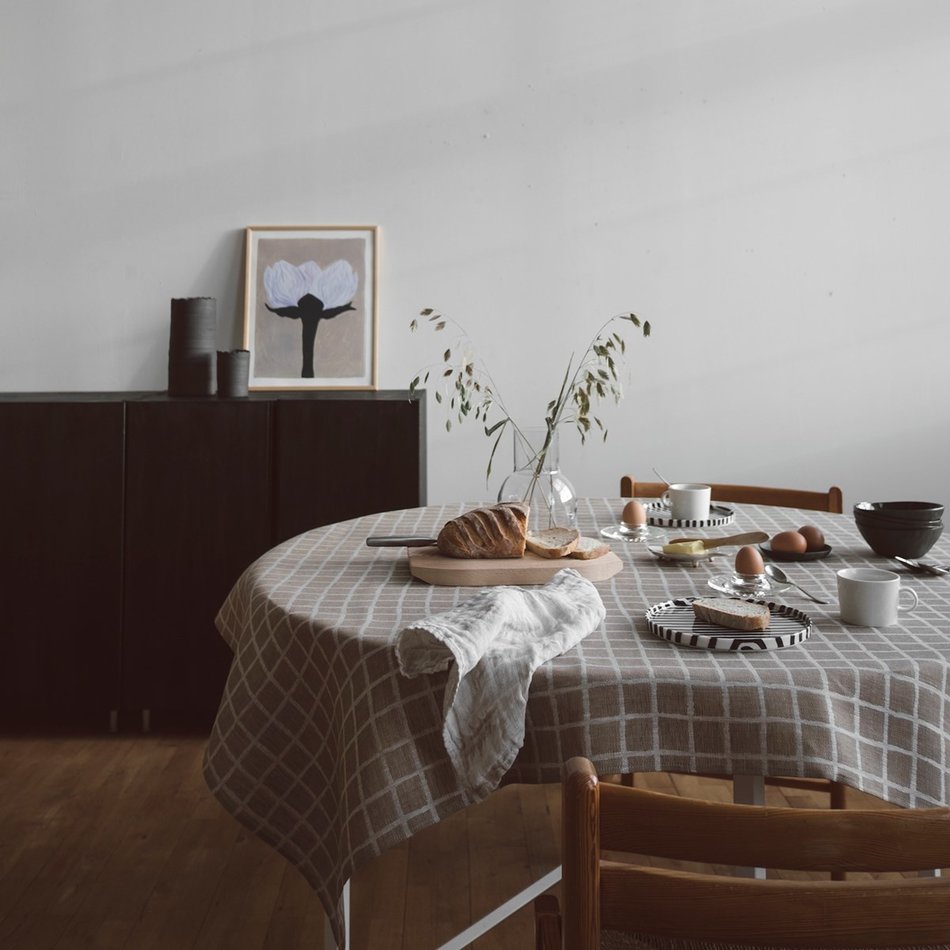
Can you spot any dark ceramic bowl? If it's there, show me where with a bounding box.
[854,518,944,559]
[854,509,943,531]
[854,501,945,523]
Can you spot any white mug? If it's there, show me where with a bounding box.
[661,483,711,521]
[837,568,919,627]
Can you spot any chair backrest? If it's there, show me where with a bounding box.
[619,475,844,514]
[561,757,950,949]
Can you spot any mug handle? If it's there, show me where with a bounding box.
[899,588,919,612]
[660,490,671,508]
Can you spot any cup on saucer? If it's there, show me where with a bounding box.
[661,484,711,521]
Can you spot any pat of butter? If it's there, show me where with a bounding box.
[662,540,705,555]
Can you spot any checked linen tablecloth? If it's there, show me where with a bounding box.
[203,499,950,946]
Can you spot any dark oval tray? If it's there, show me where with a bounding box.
[759,541,832,562]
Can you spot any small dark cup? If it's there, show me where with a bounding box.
[217,350,250,398]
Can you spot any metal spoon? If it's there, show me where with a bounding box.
[893,556,949,576]
[764,563,829,604]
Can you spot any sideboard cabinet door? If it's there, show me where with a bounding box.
[272,393,426,542]
[121,399,271,728]
[0,399,124,727]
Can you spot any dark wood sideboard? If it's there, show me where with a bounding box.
[0,391,426,732]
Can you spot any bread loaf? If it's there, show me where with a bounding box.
[436,503,529,559]
[692,597,771,632]
[525,527,581,559]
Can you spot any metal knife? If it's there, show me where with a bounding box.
[366,536,437,547]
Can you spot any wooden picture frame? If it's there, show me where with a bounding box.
[243,225,378,390]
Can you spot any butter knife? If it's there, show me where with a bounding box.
[366,536,437,547]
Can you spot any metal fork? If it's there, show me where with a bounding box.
[893,556,950,576]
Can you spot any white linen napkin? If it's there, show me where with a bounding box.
[396,568,606,800]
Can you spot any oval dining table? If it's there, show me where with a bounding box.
[203,498,950,949]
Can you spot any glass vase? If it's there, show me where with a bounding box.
[497,426,577,533]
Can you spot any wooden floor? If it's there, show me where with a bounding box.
[0,734,912,950]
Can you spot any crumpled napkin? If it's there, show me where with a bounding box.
[395,568,606,799]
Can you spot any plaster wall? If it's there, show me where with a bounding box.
[3,0,948,508]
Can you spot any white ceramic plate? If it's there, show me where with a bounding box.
[645,597,812,651]
[645,501,736,528]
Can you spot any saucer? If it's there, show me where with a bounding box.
[707,572,791,597]
[647,544,727,565]
[646,502,735,529]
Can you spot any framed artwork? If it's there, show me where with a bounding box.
[243,225,378,390]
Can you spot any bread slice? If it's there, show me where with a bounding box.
[525,527,581,559]
[569,536,610,560]
[692,597,770,632]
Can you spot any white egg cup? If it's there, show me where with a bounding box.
[600,521,654,542]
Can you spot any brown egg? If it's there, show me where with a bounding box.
[798,524,825,552]
[771,530,808,554]
[735,545,765,576]
[622,500,647,526]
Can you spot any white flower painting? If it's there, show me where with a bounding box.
[243,226,378,390]
[263,259,360,378]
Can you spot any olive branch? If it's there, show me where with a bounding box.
[408,308,651,484]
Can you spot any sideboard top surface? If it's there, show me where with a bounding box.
[0,390,420,403]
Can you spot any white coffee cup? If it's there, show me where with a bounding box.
[661,483,711,521]
[836,567,919,627]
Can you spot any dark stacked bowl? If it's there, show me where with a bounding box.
[853,501,944,558]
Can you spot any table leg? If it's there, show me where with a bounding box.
[323,879,351,950]
[322,865,561,950]
[434,866,562,950]
[732,774,766,879]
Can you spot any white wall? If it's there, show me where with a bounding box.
[3,0,948,509]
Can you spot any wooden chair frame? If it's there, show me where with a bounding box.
[620,475,843,514]
[539,757,950,949]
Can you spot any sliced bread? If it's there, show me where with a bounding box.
[692,597,771,632]
[569,536,610,560]
[525,527,581,559]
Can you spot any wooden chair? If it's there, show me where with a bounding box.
[536,757,950,950]
[620,475,844,514]
[620,474,846,808]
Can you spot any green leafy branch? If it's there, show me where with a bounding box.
[408,308,651,483]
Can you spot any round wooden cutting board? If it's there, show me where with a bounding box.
[407,545,623,586]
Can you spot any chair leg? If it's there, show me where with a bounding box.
[830,780,847,810]
[829,782,848,880]
[534,894,562,950]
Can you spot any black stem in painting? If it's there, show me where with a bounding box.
[300,314,320,378]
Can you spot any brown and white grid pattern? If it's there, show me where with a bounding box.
[203,500,950,945]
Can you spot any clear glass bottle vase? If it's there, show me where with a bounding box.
[497,426,577,532]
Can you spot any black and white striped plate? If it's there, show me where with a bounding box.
[645,502,735,528]
[645,597,812,651]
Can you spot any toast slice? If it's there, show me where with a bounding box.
[525,527,581,559]
[569,536,610,560]
[692,597,771,632]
